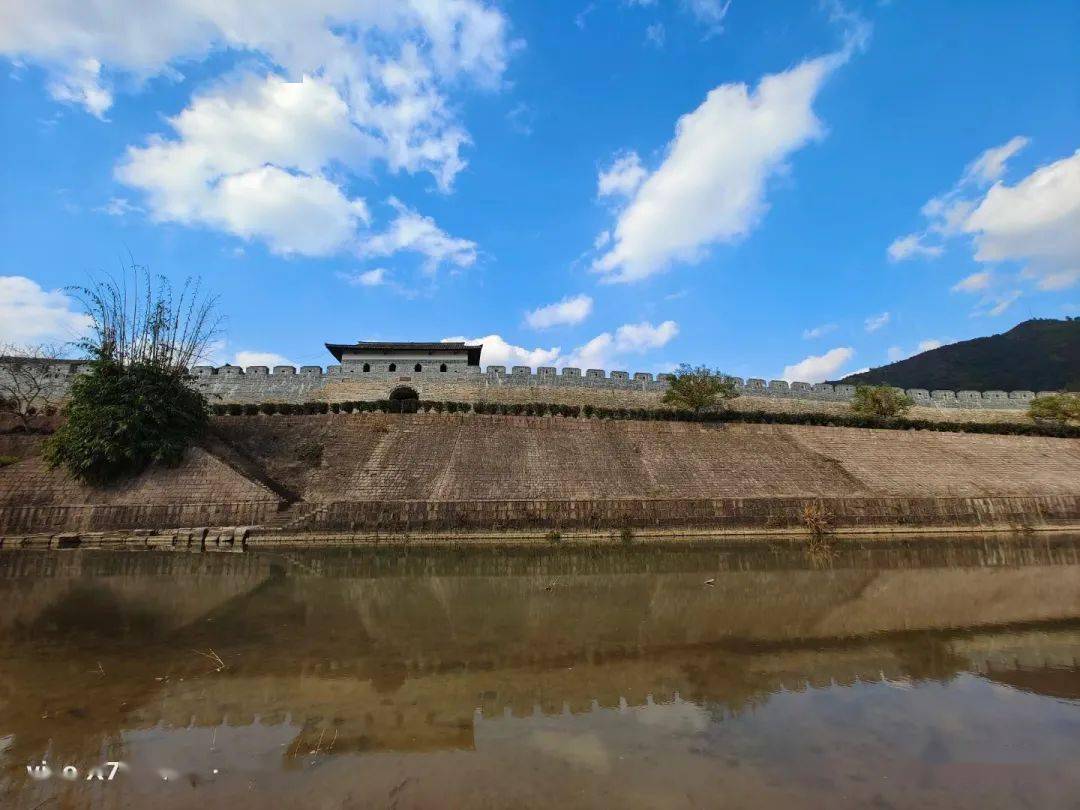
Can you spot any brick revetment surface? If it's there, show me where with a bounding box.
[220,414,1080,502]
[2,414,1078,534]
[0,435,279,507]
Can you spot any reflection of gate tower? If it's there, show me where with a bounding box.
[324,341,483,374]
[4,550,1080,765]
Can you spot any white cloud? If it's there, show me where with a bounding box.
[974,290,1022,318]
[597,151,647,199]
[781,347,854,383]
[445,320,677,370]
[951,271,992,293]
[0,275,92,345]
[566,320,679,369]
[645,23,666,48]
[888,137,1031,263]
[362,199,477,273]
[338,267,420,298]
[593,46,854,283]
[575,3,598,30]
[506,102,535,136]
[0,1,511,118]
[233,351,292,368]
[566,333,614,370]
[885,339,943,364]
[443,334,562,369]
[94,196,142,217]
[961,136,1030,186]
[46,57,111,119]
[613,320,679,351]
[352,268,389,287]
[887,233,943,262]
[219,165,371,257]
[116,73,373,256]
[802,322,837,340]
[889,140,1080,292]
[525,294,594,329]
[6,2,511,257]
[964,150,1080,291]
[864,311,890,333]
[685,0,731,30]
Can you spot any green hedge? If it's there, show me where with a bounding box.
[209,400,1080,438]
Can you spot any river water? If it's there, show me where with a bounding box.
[2,537,1080,809]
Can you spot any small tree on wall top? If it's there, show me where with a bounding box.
[850,384,914,418]
[661,364,739,413]
[1028,393,1080,425]
[44,264,221,485]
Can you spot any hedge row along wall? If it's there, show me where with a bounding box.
[209,399,1080,439]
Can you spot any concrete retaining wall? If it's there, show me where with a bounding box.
[0,501,277,534]
[295,495,1080,533]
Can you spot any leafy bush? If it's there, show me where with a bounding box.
[661,364,739,412]
[851,384,914,418]
[296,439,324,467]
[259,402,278,415]
[45,359,209,484]
[1028,393,1080,425]
[0,454,18,467]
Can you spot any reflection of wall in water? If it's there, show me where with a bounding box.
[78,627,1080,761]
[0,552,272,638]
[2,547,1080,764]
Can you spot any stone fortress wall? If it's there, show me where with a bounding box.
[4,359,1063,410]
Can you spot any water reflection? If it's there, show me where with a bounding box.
[2,538,1080,808]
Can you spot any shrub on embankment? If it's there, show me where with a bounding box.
[208,399,1080,439]
[46,359,211,484]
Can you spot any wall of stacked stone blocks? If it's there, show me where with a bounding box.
[2,360,1062,410]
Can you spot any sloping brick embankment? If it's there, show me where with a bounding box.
[2,414,1078,537]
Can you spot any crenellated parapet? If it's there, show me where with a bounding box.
[3,358,1060,409]
[180,364,1052,409]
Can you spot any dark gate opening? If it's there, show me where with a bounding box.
[388,385,419,413]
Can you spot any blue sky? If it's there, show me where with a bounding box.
[1,0,1077,381]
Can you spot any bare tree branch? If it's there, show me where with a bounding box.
[0,343,66,428]
[67,262,222,373]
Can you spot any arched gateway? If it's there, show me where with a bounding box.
[388,385,419,402]
[388,385,419,412]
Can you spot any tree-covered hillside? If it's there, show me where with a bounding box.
[836,319,1080,392]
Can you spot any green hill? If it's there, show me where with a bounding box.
[835,318,1080,392]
